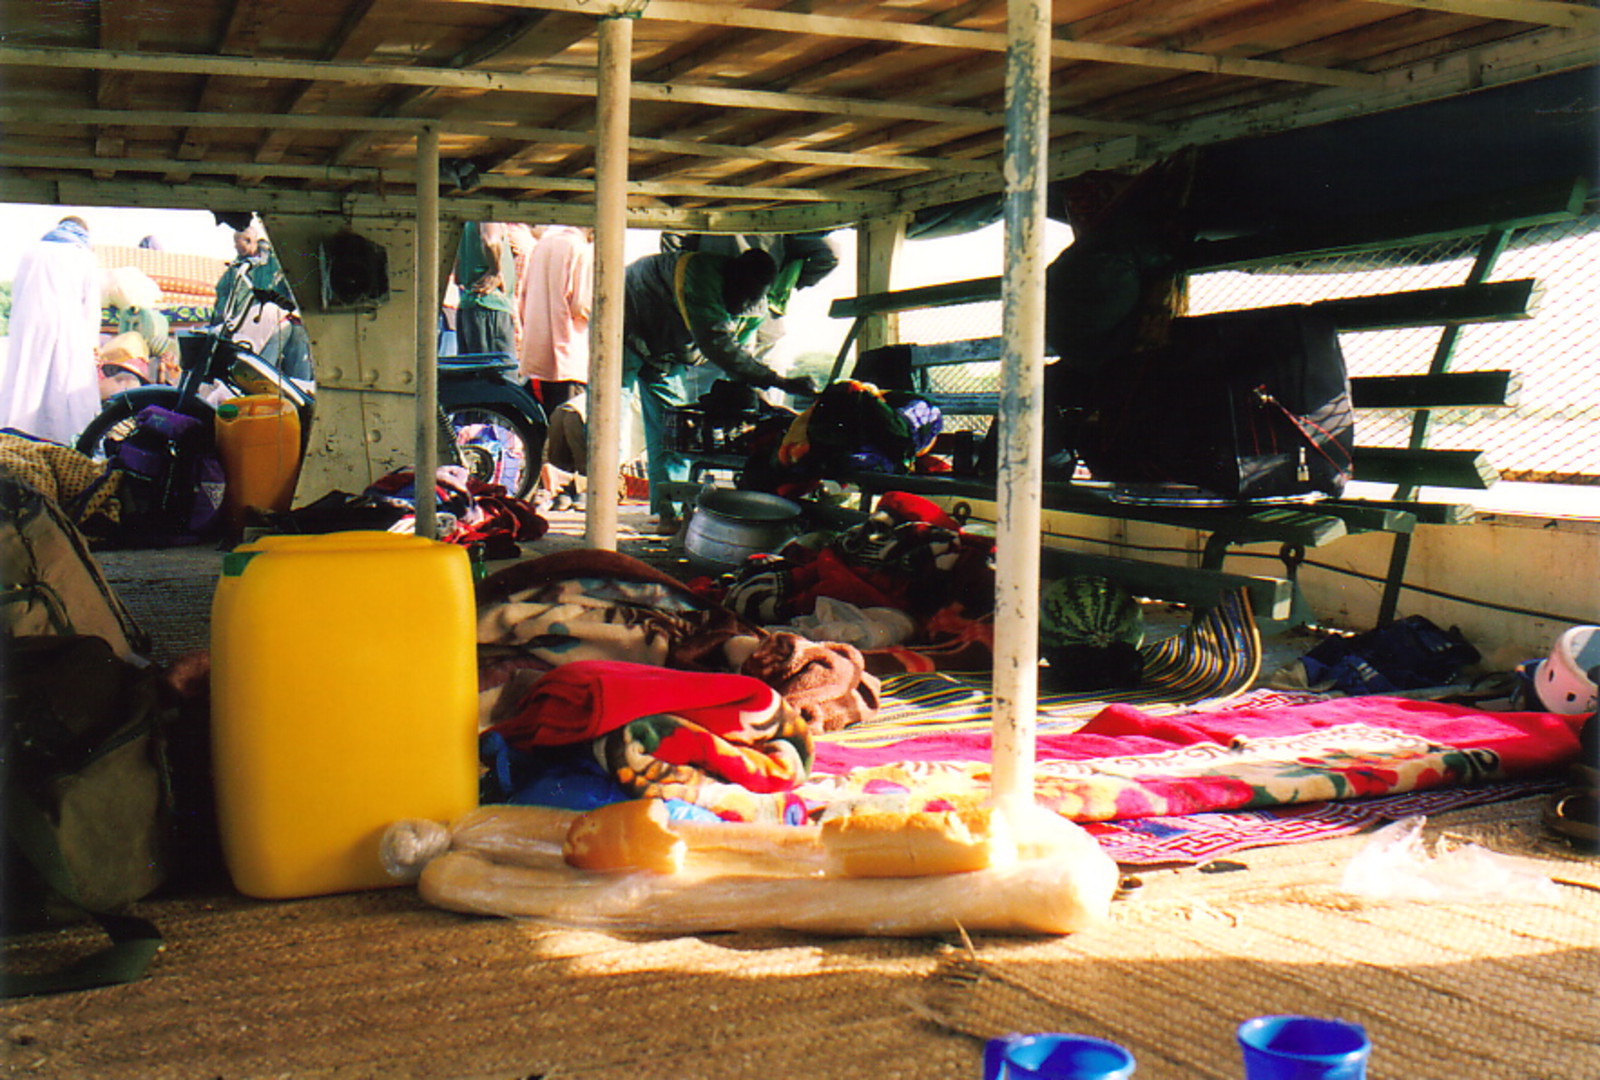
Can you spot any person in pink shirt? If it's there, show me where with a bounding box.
[516,225,593,412]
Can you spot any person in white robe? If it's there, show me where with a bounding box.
[0,217,102,445]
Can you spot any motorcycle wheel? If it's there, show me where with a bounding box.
[76,387,209,461]
[441,397,546,501]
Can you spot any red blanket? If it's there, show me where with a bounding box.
[489,660,815,803]
[802,695,1584,822]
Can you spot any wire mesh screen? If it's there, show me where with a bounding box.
[899,300,1002,434]
[1188,214,1600,485]
[892,215,1599,484]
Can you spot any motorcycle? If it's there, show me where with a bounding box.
[437,353,548,502]
[79,291,548,501]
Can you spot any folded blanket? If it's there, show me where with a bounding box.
[478,549,763,672]
[488,660,814,816]
[741,632,881,733]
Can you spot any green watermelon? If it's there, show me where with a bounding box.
[1040,575,1144,650]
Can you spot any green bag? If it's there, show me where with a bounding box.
[2,635,171,997]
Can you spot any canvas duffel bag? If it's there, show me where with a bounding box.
[2,635,171,996]
[0,475,150,659]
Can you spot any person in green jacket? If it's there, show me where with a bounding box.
[623,247,815,534]
[454,222,517,358]
[658,231,840,358]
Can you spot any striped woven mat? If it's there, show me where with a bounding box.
[824,587,1261,749]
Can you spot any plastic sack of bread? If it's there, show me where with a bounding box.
[383,798,1119,937]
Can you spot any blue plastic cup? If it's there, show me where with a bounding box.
[1237,1016,1371,1080]
[984,1033,1137,1080]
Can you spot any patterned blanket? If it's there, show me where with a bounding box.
[486,659,814,824]
[800,694,1584,827]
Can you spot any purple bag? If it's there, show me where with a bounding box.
[108,405,225,545]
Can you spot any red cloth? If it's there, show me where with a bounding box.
[491,660,815,803]
[490,660,781,746]
[876,490,961,530]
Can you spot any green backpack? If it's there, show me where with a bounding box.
[2,636,171,997]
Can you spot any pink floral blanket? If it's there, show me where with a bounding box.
[799,695,1585,823]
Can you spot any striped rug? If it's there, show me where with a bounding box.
[822,588,1261,749]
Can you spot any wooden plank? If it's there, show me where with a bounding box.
[1037,547,1294,621]
[1350,371,1518,409]
[1310,279,1539,331]
[0,44,1001,127]
[1352,447,1501,488]
[477,0,1378,88]
[829,276,1001,319]
[908,337,1004,367]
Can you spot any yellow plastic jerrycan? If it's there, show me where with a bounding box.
[210,531,479,899]
[214,395,302,533]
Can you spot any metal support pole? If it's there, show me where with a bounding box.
[414,126,440,540]
[990,0,1051,817]
[584,12,635,550]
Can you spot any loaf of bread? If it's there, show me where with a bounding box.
[418,802,1119,937]
[819,803,1000,877]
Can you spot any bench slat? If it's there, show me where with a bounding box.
[1038,547,1294,621]
[1349,371,1518,409]
[1352,447,1500,489]
[829,276,1001,320]
[1307,279,1538,332]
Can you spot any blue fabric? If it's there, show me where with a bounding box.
[42,219,90,247]
[1299,615,1480,695]
[479,730,727,821]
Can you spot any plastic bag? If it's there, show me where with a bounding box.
[1339,816,1560,903]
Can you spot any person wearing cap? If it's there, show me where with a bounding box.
[97,332,151,400]
[0,216,102,445]
[622,246,816,535]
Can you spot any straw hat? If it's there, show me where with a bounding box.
[99,331,151,382]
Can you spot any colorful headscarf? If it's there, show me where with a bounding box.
[42,218,90,248]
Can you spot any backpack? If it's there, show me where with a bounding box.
[0,475,150,659]
[106,405,226,547]
[2,635,171,996]
[1060,305,1356,501]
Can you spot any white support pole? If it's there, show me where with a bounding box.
[990,0,1051,818]
[584,11,635,550]
[414,126,441,540]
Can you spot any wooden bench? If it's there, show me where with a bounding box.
[819,177,1587,623]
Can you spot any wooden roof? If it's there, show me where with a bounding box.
[1,1,1596,232]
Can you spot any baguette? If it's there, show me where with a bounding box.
[561,799,827,878]
[819,804,1000,878]
[419,817,1118,936]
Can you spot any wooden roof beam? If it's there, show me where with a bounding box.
[93,0,141,170]
[0,106,994,176]
[329,9,597,167]
[466,0,1380,87]
[0,151,893,208]
[0,45,1002,127]
[1365,0,1600,30]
